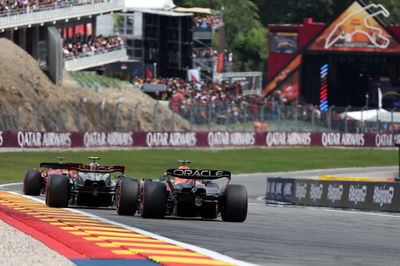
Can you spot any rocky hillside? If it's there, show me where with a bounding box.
[0,38,189,131]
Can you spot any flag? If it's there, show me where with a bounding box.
[145,68,153,79]
[217,52,224,73]
[187,69,200,82]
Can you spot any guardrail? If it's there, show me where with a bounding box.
[0,0,124,30]
[64,48,128,71]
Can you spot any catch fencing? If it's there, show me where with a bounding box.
[2,98,400,133]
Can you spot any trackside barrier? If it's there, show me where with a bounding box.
[266,178,294,202]
[0,131,400,148]
[266,177,400,212]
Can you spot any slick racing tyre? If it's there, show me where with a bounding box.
[221,184,248,222]
[141,181,166,218]
[23,170,42,196]
[116,178,139,215]
[46,175,69,208]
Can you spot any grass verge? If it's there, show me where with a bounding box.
[0,147,396,184]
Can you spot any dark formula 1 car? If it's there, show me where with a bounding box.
[25,157,138,212]
[116,161,248,222]
[23,157,73,196]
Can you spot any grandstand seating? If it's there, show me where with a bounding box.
[64,48,128,71]
[0,0,124,30]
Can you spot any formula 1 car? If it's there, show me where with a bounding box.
[115,161,248,222]
[23,157,72,196]
[26,157,138,212]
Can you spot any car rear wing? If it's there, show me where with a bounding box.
[40,162,125,174]
[166,169,231,180]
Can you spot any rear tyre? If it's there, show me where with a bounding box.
[46,175,69,208]
[221,184,248,222]
[116,178,139,215]
[141,181,166,218]
[23,170,42,196]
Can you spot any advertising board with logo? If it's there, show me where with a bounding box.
[308,1,400,53]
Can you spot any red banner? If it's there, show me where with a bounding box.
[0,131,398,149]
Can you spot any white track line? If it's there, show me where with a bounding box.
[4,189,256,266]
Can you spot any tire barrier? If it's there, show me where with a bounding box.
[266,177,400,212]
[1,131,400,148]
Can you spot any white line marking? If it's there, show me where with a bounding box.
[3,189,256,266]
[0,182,22,188]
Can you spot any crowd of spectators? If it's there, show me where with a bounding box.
[132,76,400,132]
[192,48,218,59]
[63,34,125,59]
[0,0,103,16]
[193,15,222,29]
[132,77,269,124]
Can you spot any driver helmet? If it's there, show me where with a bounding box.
[89,161,100,167]
[175,165,191,184]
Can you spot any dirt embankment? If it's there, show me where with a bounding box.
[0,38,189,131]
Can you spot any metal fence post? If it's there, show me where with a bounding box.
[391,107,397,128]
[35,101,42,131]
[15,99,25,130]
[114,101,121,131]
[152,102,159,131]
[328,105,335,131]
[57,101,66,131]
[344,105,351,133]
[360,105,368,133]
[134,103,140,131]
[96,101,103,131]
[171,104,176,131]
[189,104,194,131]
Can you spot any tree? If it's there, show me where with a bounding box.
[175,0,268,73]
[252,0,400,25]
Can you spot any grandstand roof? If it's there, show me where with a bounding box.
[124,0,175,10]
[173,7,213,14]
[127,8,192,16]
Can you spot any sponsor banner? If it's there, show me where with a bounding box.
[265,132,313,147]
[0,131,399,148]
[82,132,134,148]
[0,131,74,148]
[133,132,198,147]
[291,179,400,212]
[266,177,294,202]
[308,1,400,53]
[206,132,257,147]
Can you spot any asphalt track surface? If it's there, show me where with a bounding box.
[3,166,400,266]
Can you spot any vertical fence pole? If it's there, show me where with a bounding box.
[36,101,42,131]
[134,103,140,131]
[171,104,176,132]
[15,99,25,131]
[57,101,65,131]
[328,105,334,131]
[114,101,121,131]
[152,102,159,131]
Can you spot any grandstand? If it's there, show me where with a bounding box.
[0,0,192,83]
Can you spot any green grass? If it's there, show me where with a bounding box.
[0,147,397,184]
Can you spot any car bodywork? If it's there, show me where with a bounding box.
[24,157,135,210]
[116,162,248,222]
[23,157,75,196]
